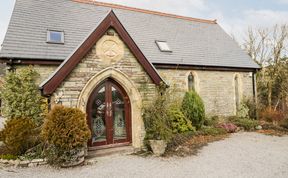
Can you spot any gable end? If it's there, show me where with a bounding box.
[40,10,163,96]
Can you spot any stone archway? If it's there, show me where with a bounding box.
[77,67,143,148]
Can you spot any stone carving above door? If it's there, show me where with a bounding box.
[96,35,124,64]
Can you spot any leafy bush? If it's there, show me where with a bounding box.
[196,126,227,136]
[41,105,91,165]
[237,101,250,119]
[181,91,205,129]
[0,154,18,160]
[229,116,258,131]
[243,98,257,119]
[0,118,38,155]
[260,107,284,123]
[167,105,195,134]
[143,84,173,141]
[218,123,237,133]
[0,67,45,125]
[204,116,219,127]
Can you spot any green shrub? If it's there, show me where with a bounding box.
[181,91,205,129]
[143,84,173,142]
[243,98,257,119]
[41,105,91,165]
[237,101,250,119]
[197,126,227,136]
[0,118,38,155]
[0,67,45,125]
[0,154,18,160]
[204,116,219,127]
[229,116,258,131]
[167,105,195,134]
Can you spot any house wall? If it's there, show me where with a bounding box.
[50,28,157,148]
[14,64,58,85]
[157,69,254,116]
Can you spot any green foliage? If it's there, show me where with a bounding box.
[204,116,219,127]
[237,101,250,119]
[167,105,195,133]
[243,98,257,119]
[196,126,227,136]
[0,118,39,155]
[228,116,258,131]
[0,67,45,125]
[143,84,173,142]
[41,105,91,165]
[181,91,205,129]
[0,154,18,160]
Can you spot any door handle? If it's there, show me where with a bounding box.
[106,103,112,117]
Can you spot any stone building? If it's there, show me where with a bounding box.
[0,0,259,149]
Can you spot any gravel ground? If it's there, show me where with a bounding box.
[1,132,288,178]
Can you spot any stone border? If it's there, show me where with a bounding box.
[0,158,47,168]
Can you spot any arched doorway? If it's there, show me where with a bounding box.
[87,78,132,148]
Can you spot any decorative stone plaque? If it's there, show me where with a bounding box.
[96,35,124,64]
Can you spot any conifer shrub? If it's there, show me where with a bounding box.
[0,118,38,155]
[167,105,195,133]
[0,66,45,125]
[181,91,205,129]
[41,105,91,165]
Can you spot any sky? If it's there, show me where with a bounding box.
[1,0,288,46]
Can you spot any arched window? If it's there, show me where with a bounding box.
[234,75,240,111]
[188,72,195,91]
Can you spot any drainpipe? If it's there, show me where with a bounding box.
[252,71,258,119]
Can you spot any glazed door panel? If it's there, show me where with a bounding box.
[88,79,131,147]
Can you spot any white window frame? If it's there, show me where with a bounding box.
[155,40,172,52]
[47,30,64,44]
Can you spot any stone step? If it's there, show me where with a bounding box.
[86,146,135,158]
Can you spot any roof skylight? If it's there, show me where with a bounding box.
[47,30,64,44]
[155,41,172,52]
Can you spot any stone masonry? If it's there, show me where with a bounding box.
[158,69,254,116]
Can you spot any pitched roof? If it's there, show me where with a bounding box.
[40,10,164,95]
[0,0,260,69]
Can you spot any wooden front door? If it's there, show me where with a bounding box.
[87,79,131,147]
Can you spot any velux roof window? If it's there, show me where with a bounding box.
[155,41,172,52]
[47,30,64,44]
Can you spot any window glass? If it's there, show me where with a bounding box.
[47,30,64,43]
[235,76,240,111]
[188,73,195,91]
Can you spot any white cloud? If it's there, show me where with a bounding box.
[277,0,288,4]
[222,9,288,42]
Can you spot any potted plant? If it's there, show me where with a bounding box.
[143,84,172,156]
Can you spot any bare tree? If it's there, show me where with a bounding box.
[243,24,288,110]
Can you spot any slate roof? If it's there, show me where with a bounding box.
[0,0,260,69]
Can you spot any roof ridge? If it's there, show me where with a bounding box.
[72,0,217,24]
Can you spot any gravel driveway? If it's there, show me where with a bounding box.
[1,132,288,178]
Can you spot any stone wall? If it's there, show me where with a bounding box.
[51,28,157,148]
[53,29,156,108]
[14,64,58,85]
[157,69,254,116]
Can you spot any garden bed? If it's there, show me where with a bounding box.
[164,133,229,157]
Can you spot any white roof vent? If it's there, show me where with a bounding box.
[155,41,172,52]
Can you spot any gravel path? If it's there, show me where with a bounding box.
[1,132,288,178]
